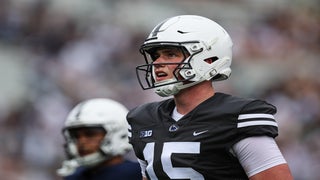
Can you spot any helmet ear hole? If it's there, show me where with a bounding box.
[204,56,219,64]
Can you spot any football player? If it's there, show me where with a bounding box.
[127,15,293,180]
[57,98,141,180]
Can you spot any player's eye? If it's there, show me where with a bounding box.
[84,130,105,138]
[69,132,79,139]
[166,52,177,58]
[150,53,160,61]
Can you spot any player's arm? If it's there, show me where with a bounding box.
[233,136,293,180]
[249,163,293,180]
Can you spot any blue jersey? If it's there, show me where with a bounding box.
[64,160,141,180]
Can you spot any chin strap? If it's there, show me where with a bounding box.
[56,152,107,177]
[56,159,79,177]
[154,79,180,97]
[155,76,206,97]
[155,84,180,97]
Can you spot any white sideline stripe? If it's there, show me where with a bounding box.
[237,120,278,128]
[238,113,274,120]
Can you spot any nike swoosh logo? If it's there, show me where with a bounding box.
[193,130,208,136]
[177,30,190,34]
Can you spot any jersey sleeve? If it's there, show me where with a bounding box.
[233,136,287,177]
[236,100,278,140]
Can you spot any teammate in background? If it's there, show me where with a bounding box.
[57,98,141,180]
[127,15,293,180]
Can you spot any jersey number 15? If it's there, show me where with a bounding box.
[143,142,205,180]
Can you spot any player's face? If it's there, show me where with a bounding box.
[69,127,106,156]
[151,47,185,82]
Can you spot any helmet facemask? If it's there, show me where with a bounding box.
[136,42,204,96]
[136,41,228,97]
[63,126,110,166]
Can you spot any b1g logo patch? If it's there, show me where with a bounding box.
[140,130,153,138]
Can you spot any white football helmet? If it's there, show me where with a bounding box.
[136,15,233,97]
[57,98,131,176]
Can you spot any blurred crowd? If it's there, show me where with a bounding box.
[0,0,319,179]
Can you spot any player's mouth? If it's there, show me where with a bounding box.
[155,71,168,81]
